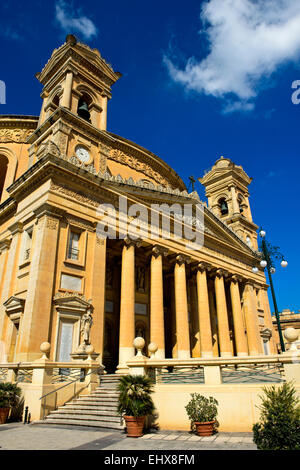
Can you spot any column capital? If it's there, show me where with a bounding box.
[230,274,243,284]
[175,254,191,266]
[151,244,169,258]
[8,221,24,236]
[193,261,212,273]
[33,203,66,221]
[214,268,229,279]
[122,236,142,248]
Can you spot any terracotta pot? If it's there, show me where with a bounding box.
[124,416,146,437]
[0,407,10,425]
[194,420,215,436]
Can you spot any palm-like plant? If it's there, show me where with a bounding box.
[0,383,21,408]
[117,375,155,417]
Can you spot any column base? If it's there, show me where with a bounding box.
[201,351,214,358]
[237,352,248,357]
[220,352,232,358]
[177,350,191,359]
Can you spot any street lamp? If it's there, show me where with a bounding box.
[252,228,288,353]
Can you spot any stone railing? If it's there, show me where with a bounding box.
[126,337,300,386]
[0,342,103,421]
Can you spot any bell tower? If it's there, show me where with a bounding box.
[199,157,258,250]
[36,34,121,130]
[27,35,121,173]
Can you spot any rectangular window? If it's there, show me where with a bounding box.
[68,231,80,260]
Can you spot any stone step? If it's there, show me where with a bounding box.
[46,412,121,424]
[74,397,118,404]
[44,418,123,430]
[61,405,118,413]
[64,402,118,410]
[51,409,121,420]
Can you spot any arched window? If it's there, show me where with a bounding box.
[0,155,8,201]
[77,92,92,122]
[219,198,228,216]
[237,194,246,215]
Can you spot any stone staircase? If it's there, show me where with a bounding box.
[42,374,124,430]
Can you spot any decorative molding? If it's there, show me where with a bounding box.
[0,128,33,143]
[109,148,170,187]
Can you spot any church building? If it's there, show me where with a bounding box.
[0,35,277,377]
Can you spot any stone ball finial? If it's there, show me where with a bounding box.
[133,337,145,356]
[148,342,158,358]
[284,328,299,351]
[40,342,51,358]
[86,345,94,356]
[66,34,77,45]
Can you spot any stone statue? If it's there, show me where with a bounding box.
[136,266,145,292]
[80,308,93,346]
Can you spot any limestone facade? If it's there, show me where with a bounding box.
[0,36,277,370]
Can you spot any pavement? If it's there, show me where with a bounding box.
[0,423,257,451]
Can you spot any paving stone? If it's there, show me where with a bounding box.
[187,435,203,441]
[163,434,180,440]
[200,435,218,441]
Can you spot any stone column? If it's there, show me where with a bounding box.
[174,255,191,359]
[18,207,61,361]
[61,70,73,109]
[214,269,232,357]
[89,235,107,364]
[261,286,277,354]
[230,185,240,215]
[196,263,213,357]
[207,282,219,357]
[229,275,248,356]
[0,224,23,350]
[242,281,263,356]
[150,245,167,359]
[117,238,137,373]
[100,95,108,130]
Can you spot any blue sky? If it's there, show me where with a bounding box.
[0,0,299,311]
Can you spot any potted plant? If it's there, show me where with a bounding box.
[117,374,155,437]
[0,382,22,424]
[185,393,218,436]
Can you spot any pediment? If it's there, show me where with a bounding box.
[3,296,25,315]
[53,293,92,311]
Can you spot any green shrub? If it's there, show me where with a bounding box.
[253,382,300,450]
[185,393,218,424]
[0,382,21,408]
[117,375,155,418]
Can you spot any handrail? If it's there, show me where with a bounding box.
[127,354,294,368]
[39,368,102,401]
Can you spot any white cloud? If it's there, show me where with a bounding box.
[164,0,300,112]
[55,0,98,40]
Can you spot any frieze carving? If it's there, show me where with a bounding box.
[0,128,33,143]
[46,217,59,230]
[36,140,61,159]
[50,183,102,208]
[53,292,92,303]
[69,155,97,174]
[109,149,169,186]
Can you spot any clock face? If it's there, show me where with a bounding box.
[75,146,90,163]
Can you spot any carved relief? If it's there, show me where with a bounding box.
[50,183,102,208]
[46,218,59,230]
[0,128,33,143]
[109,149,169,186]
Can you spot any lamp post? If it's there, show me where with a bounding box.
[252,229,288,353]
